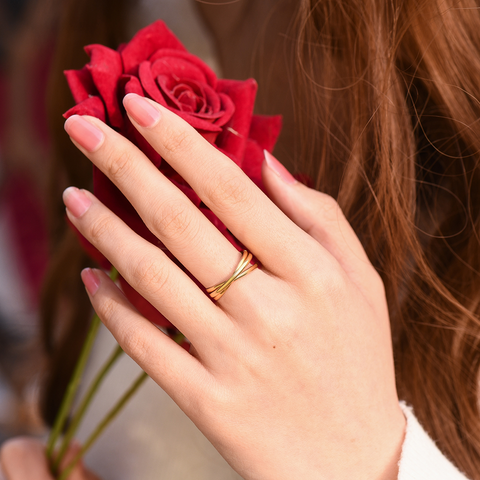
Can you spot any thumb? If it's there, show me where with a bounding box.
[262,150,384,302]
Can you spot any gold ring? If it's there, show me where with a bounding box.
[206,250,258,301]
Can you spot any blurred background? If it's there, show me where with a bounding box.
[0,0,217,446]
[0,0,52,444]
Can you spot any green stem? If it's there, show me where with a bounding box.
[52,344,124,472]
[57,371,149,480]
[46,267,119,461]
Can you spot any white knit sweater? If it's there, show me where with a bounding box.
[398,403,468,479]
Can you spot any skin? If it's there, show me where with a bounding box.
[0,438,98,480]
[1,92,406,478]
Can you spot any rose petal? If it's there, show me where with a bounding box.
[200,131,220,144]
[151,57,208,85]
[202,83,220,114]
[165,106,222,132]
[63,96,106,122]
[214,93,235,127]
[156,74,183,110]
[158,77,221,119]
[121,21,187,75]
[149,49,217,88]
[215,79,257,160]
[64,67,96,103]
[138,61,168,105]
[248,115,283,153]
[177,89,199,112]
[120,74,145,96]
[85,44,124,128]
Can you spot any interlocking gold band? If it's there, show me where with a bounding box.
[206,250,258,301]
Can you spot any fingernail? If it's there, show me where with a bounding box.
[63,186,92,218]
[263,150,297,185]
[123,93,161,127]
[81,268,101,296]
[64,115,104,152]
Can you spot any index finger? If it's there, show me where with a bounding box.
[122,93,320,279]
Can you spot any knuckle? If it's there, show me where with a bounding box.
[200,383,233,416]
[104,150,135,183]
[319,193,341,214]
[310,193,345,225]
[162,128,193,156]
[130,256,169,294]
[119,324,149,364]
[96,296,118,324]
[88,215,114,244]
[305,258,348,300]
[153,201,197,242]
[206,169,252,213]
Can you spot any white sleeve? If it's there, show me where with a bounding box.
[398,402,470,479]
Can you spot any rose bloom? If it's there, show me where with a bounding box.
[64,20,282,331]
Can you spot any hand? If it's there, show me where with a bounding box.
[0,437,99,480]
[63,93,406,480]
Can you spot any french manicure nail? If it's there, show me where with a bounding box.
[263,150,297,185]
[81,268,101,296]
[123,93,161,127]
[63,186,92,218]
[64,115,104,152]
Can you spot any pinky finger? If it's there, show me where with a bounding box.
[81,268,212,412]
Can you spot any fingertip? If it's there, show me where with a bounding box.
[263,150,297,185]
[81,268,101,296]
[64,115,105,152]
[123,93,161,128]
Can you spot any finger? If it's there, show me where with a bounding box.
[64,115,254,295]
[0,438,52,480]
[81,268,215,409]
[57,443,99,480]
[63,187,227,345]
[121,93,319,279]
[261,153,385,301]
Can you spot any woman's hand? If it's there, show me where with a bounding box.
[63,93,405,480]
[0,438,98,480]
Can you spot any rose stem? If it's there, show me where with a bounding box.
[52,344,124,472]
[57,371,149,480]
[46,267,119,462]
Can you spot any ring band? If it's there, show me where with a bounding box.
[206,250,258,301]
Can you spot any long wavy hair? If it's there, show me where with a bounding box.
[42,0,480,477]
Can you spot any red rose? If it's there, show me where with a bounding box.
[64,20,282,330]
